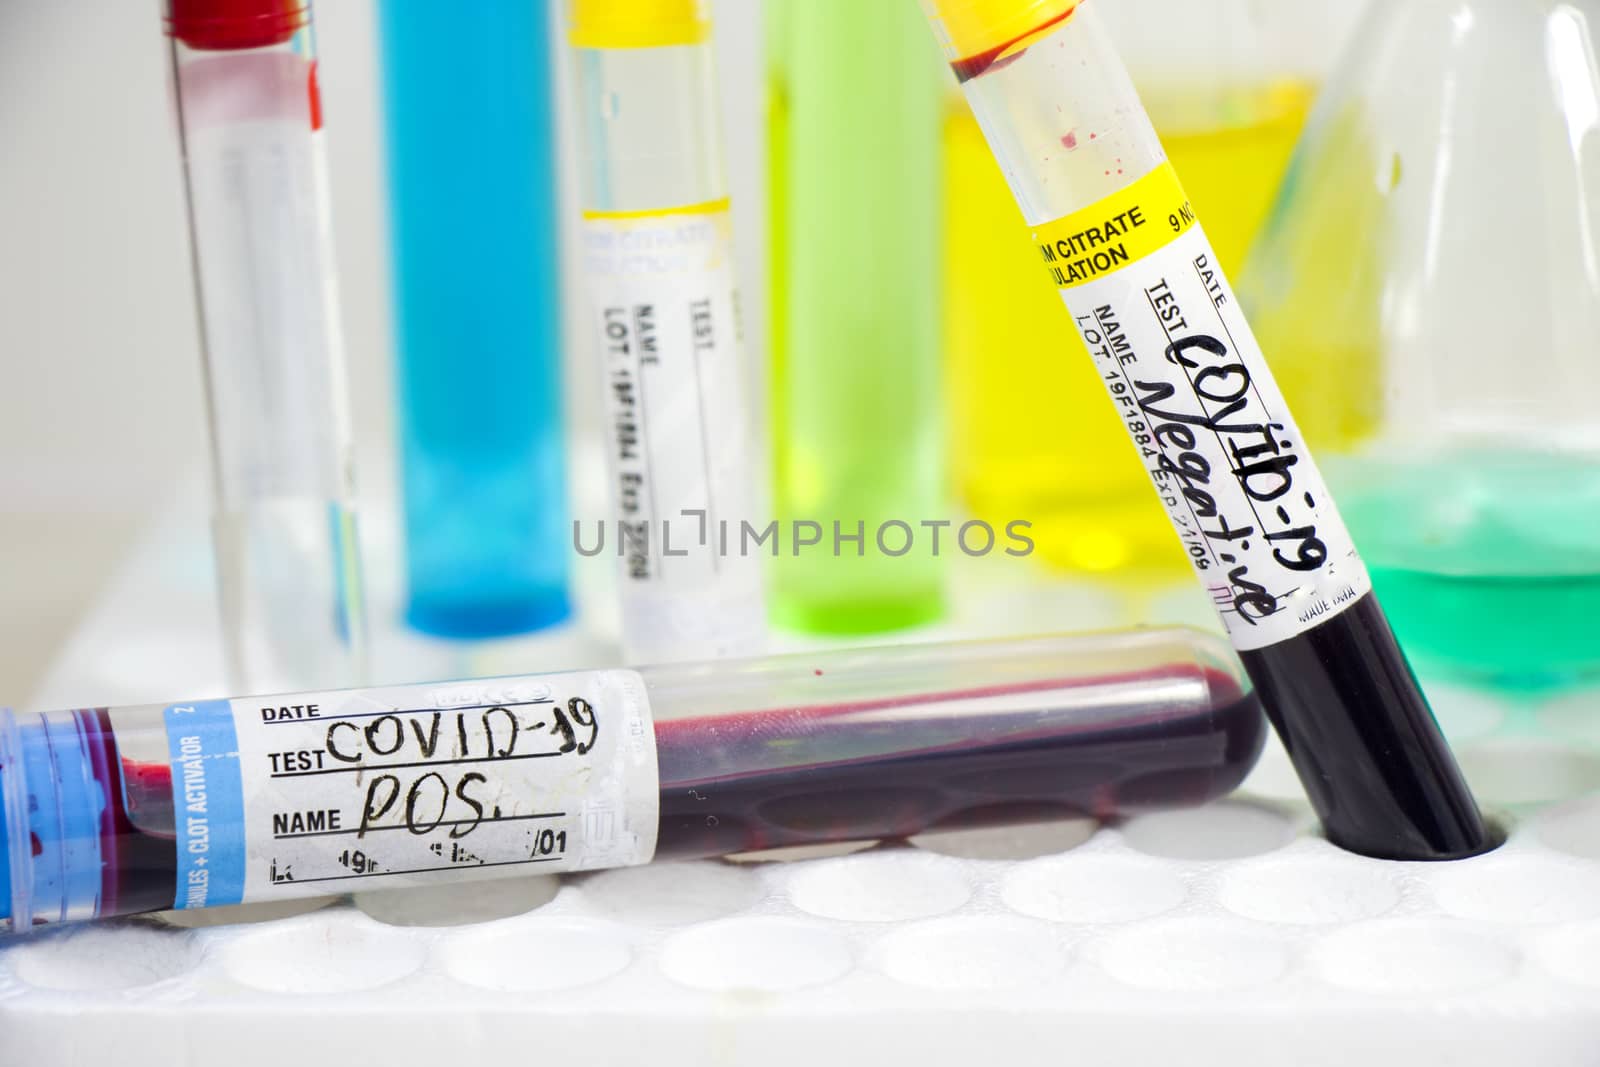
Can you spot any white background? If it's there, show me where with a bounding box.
[0,0,768,699]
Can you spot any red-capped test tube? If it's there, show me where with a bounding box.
[165,0,366,692]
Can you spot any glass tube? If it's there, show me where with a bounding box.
[377,0,572,639]
[567,0,766,663]
[0,628,1263,929]
[945,1,1357,577]
[767,0,947,635]
[925,0,1491,861]
[164,0,367,693]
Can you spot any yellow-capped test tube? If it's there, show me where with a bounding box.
[567,0,766,664]
[569,0,709,48]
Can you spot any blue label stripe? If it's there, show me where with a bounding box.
[164,700,246,909]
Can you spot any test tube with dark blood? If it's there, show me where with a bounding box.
[921,0,1491,859]
[0,629,1262,929]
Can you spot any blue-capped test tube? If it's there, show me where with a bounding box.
[377,0,572,638]
[0,628,1262,929]
[165,0,367,692]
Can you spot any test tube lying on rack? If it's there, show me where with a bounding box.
[0,629,1262,930]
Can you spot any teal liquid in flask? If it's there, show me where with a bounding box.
[377,1,571,638]
[1240,0,1600,689]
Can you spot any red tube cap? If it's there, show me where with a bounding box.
[166,0,308,51]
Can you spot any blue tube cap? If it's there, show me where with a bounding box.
[0,710,109,929]
[0,708,21,925]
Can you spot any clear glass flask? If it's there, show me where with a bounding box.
[945,0,1363,577]
[1240,0,1600,688]
[165,0,367,692]
[768,0,948,635]
[377,1,572,639]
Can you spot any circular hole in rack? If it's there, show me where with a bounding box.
[356,875,561,928]
[1458,740,1600,807]
[221,918,426,993]
[1433,854,1600,924]
[1312,920,1517,995]
[1097,919,1290,992]
[1121,800,1298,861]
[1532,796,1600,861]
[580,861,763,925]
[788,851,971,922]
[660,919,853,993]
[878,918,1065,990]
[441,920,632,992]
[11,925,203,992]
[911,816,1097,861]
[1217,856,1400,925]
[1003,853,1186,923]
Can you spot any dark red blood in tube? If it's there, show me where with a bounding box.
[653,669,1265,860]
[948,4,1080,83]
[166,0,308,51]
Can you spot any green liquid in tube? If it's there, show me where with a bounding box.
[767,0,946,635]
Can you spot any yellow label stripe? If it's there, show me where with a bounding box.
[1031,163,1196,289]
[568,0,710,49]
[581,197,730,223]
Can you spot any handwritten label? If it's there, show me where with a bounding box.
[170,671,658,906]
[1058,221,1370,650]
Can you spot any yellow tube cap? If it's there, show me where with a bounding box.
[922,0,1079,62]
[568,0,710,49]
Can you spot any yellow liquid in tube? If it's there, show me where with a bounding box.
[946,81,1332,576]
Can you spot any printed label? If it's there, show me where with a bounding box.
[164,700,247,910]
[164,671,657,907]
[1032,164,1371,650]
[1034,164,1195,287]
[580,202,764,659]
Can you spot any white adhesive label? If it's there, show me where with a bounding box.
[581,205,764,660]
[180,51,351,505]
[164,670,658,907]
[1034,164,1371,650]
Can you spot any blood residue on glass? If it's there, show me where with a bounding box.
[948,3,1080,84]
[84,712,179,916]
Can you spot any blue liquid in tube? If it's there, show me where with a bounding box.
[378,0,571,638]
